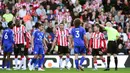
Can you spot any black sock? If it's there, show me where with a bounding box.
[107,56,110,69]
[114,57,118,69]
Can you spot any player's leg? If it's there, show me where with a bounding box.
[113,41,118,71]
[98,49,106,69]
[99,55,106,69]
[92,49,98,70]
[104,53,111,71]
[113,54,118,71]
[38,46,45,71]
[18,44,26,70]
[79,46,86,71]
[14,44,19,69]
[58,46,63,70]
[65,46,70,70]
[104,41,112,71]
[6,52,11,70]
[2,52,7,69]
[28,45,38,71]
[74,46,79,70]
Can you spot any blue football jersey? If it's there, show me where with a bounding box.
[71,26,86,46]
[2,28,14,46]
[34,30,44,45]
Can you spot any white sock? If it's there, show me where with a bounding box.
[15,58,18,68]
[94,63,97,69]
[103,62,107,68]
[18,58,24,69]
[65,58,70,66]
[59,58,62,68]
[23,57,26,69]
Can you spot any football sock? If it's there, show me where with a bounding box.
[2,59,5,68]
[23,56,26,69]
[94,60,97,69]
[59,56,62,68]
[101,58,107,68]
[107,56,110,69]
[75,59,79,69]
[6,61,11,68]
[114,57,118,69]
[65,56,70,66]
[41,54,45,67]
[14,58,18,68]
[80,56,85,66]
[31,58,37,65]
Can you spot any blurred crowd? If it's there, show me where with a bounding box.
[0,0,130,55]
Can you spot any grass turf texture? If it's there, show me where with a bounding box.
[0,68,130,73]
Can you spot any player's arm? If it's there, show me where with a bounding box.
[88,37,93,54]
[43,38,48,51]
[69,35,73,49]
[84,34,88,48]
[50,37,57,52]
[116,30,120,40]
[99,24,105,28]
[101,33,106,52]
[31,33,34,48]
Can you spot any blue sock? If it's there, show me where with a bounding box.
[41,54,45,65]
[7,61,10,68]
[31,58,37,65]
[75,59,79,69]
[34,59,38,68]
[80,56,85,66]
[38,58,42,68]
[2,60,5,68]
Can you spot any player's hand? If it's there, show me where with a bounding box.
[14,45,18,48]
[99,51,103,55]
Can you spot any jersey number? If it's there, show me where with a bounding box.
[75,31,80,38]
[4,33,8,39]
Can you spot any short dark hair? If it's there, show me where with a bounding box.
[35,22,42,28]
[73,18,81,28]
[95,23,100,28]
[8,21,14,29]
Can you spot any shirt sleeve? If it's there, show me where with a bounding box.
[116,30,120,37]
[104,27,109,31]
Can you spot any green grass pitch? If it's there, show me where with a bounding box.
[0,68,130,73]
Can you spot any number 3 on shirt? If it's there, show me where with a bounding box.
[4,32,8,39]
[75,31,80,38]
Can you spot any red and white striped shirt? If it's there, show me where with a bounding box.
[13,25,26,44]
[89,32,106,49]
[56,29,69,46]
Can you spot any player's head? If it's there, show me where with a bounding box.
[106,22,112,27]
[15,19,20,27]
[59,23,64,30]
[8,21,14,29]
[94,24,100,32]
[73,18,81,28]
[37,23,43,31]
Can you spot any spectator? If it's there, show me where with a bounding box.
[23,12,32,31]
[0,0,6,15]
[36,5,46,16]
[115,11,125,27]
[73,1,82,13]
[3,9,14,23]
[46,5,51,15]
[18,6,27,19]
